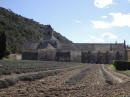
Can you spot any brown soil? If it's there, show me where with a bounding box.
[0,64,130,97]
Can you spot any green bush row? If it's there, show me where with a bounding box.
[113,60,130,70]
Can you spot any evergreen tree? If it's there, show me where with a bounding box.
[0,32,6,59]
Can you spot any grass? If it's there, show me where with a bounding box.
[107,65,116,71]
[106,65,130,75]
[2,54,17,61]
[2,56,14,61]
[2,57,11,60]
[121,70,130,74]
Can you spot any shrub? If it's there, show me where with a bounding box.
[18,75,34,81]
[0,78,18,89]
[32,73,43,79]
[65,69,89,85]
[113,60,130,70]
[0,80,9,89]
[4,78,17,86]
[15,71,21,74]
[17,70,62,81]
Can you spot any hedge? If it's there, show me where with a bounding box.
[113,60,130,70]
[0,78,17,89]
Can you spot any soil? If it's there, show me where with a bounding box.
[0,64,130,97]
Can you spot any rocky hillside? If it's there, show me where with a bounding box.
[0,7,72,58]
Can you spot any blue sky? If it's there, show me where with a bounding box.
[0,0,130,45]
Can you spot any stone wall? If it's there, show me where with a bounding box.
[81,51,126,64]
[127,49,130,61]
[22,50,127,64]
[38,49,56,61]
[22,40,127,64]
[75,43,125,51]
[71,51,81,62]
[56,51,70,62]
[22,51,38,60]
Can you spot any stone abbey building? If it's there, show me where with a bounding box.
[22,30,128,64]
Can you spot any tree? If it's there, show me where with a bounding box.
[0,32,6,59]
[0,7,72,55]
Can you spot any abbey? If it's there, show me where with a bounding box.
[22,30,128,64]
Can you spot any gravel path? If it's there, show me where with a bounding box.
[0,64,130,97]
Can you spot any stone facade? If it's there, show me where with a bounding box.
[22,31,128,64]
[127,49,130,61]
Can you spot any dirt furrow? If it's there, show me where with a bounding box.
[0,64,87,97]
[104,64,130,82]
[0,64,129,97]
[41,64,130,97]
[101,64,130,85]
[0,64,81,80]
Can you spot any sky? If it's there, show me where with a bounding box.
[0,0,130,45]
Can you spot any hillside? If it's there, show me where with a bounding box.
[0,7,72,58]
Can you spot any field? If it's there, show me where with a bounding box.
[0,60,83,75]
[0,60,130,97]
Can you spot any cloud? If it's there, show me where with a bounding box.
[75,20,81,24]
[102,16,108,19]
[89,35,105,42]
[92,21,110,28]
[89,32,118,43]
[110,13,130,27]
[94,0,113,8]
[92,13,130,29]
[101,32,117,39]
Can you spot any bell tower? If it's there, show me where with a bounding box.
[42,25,53,40]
